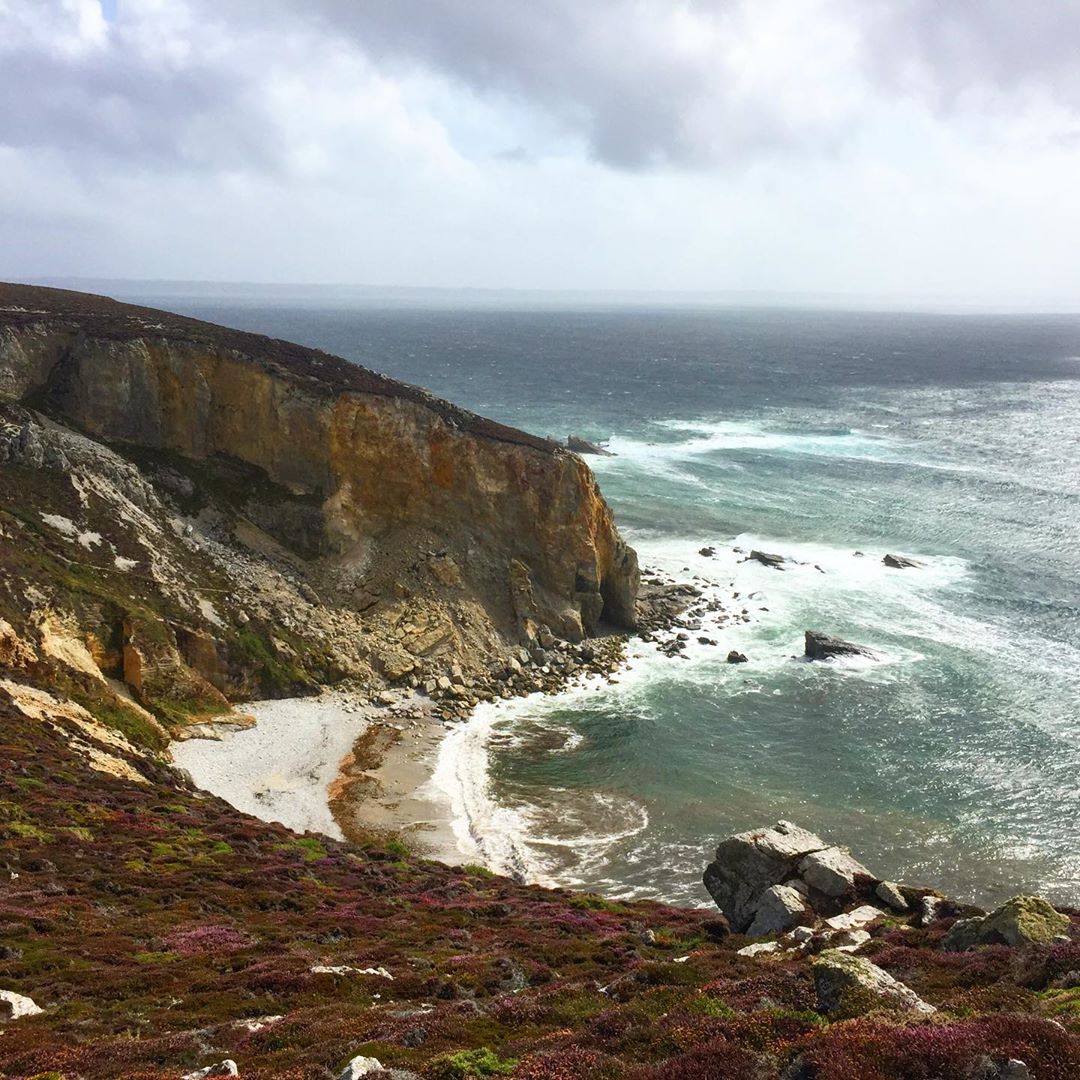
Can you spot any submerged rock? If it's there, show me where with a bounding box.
[803,630,874,661]
[883,553,924,569]
[747,550,786,569]
[943,895,1071,951]
[814,950,936,1016]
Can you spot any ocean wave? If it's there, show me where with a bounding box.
[589,417,976,485]
[427,694,651,886]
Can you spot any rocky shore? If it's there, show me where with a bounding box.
[5,285,1079,1078]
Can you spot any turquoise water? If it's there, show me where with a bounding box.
[119,295,1080,907]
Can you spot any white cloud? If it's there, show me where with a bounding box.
[0,0,1078,304]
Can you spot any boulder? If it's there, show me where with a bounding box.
[803,630,874,661]
[746,884,811,937]
[703,820,827,933]
[0,990,43,1020]
[798,846,873,896]
[737,941,782,958]
[823,905,885,932]
[970,1058,1033,1080]
[883,553,924,569]
[748,550,786,569]
[338,1057,386,1079]
[726,650,748,664]
[943,895,1071,951]
[875,880,909,911]
[813,950,935,1016]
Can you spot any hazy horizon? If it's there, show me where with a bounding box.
[15,275,1080,318]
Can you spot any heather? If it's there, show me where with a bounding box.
[1,699,1078,1079]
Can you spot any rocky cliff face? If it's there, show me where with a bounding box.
[0,282,637,739]
[0,283,637,640]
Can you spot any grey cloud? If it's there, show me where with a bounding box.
[862,1,1080,108]
[221,0,828,169]
[0,9,283,174]
[274,0,1080,165]
[5,0,1080,182]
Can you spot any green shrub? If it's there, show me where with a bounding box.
[428,1047,517,1079]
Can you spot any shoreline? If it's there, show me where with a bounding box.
[327,553,752,875]
[168,557,715,872]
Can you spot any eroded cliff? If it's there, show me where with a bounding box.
[0,282,637,738]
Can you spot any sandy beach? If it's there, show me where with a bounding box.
[171,689,465,860]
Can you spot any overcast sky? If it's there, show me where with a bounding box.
[2,0,1080,307]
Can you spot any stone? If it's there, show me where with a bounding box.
[813,950,936,1016]
[831,928,872,949]
[0,990,43,1020]
[883,553,924,569]
[183,1063,239,1080]
[338,1057,386,1079]
[943,895,1071,951]
[875,880,909,911]
[823,905,884,932]
[748,550,786,569]
[803,630,874,661]
[798,846,874,896]
[746,884,811,937]
[375,648,415,681]
[703,820,827,933]
[567,435,614,456]
[970,1058,1033,1080]
[737,941,782,957]
[918,894,942,926]
[726,650,749,664]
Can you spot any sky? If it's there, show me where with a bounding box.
[2,0,1080,308]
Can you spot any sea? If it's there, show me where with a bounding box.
[105,286,1080,909]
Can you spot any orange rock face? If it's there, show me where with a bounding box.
[0,283,638,641]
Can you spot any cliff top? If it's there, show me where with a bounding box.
[0,281,559,453]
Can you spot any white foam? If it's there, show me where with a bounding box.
[589,417,972,488]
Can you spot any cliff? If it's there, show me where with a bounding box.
[0,282,637,739]
[0,282,638,640]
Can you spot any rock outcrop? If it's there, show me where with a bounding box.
[813,950,936,1016]
[803,630,875,661]
[943,895,1071,951]
[566,435,614,457]
[703,820,877,934]
[747,550,786,569]
[0,283,638,643]
[883,553,924,569]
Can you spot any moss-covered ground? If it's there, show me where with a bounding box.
[0,699,1078,1080]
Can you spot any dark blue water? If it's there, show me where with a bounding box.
[122,293,1080,907]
